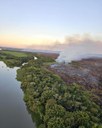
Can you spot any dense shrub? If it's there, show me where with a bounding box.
[17,60,102,128]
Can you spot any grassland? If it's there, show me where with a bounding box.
[1,50,28,57]
[0,50,56,67]
[0,50,34,67]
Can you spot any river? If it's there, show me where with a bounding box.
[0,61,35,128]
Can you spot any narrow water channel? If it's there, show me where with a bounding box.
[0,61,35,128]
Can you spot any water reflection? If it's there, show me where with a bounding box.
[0,61,35,128]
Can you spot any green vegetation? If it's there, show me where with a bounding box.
[0,50,55,67]
[1,50,102,127]
[17,59,102,128]
[1,50,28,57]
[0,50,34,67]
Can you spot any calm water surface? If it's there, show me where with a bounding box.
[0,61,35,128]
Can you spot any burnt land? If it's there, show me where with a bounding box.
[49,58,102,105]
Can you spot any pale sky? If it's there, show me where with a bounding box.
[0,0,102,49]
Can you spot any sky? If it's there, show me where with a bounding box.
[0,0,102,49]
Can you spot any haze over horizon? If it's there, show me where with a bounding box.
[0,0,102,50]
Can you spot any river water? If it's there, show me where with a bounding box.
[0,61,35,128]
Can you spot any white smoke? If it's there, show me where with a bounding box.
[56,38,102,63]
[26,33,102,63]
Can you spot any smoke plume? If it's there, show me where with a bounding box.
[56,35,102,63]
[26,34,102,63]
